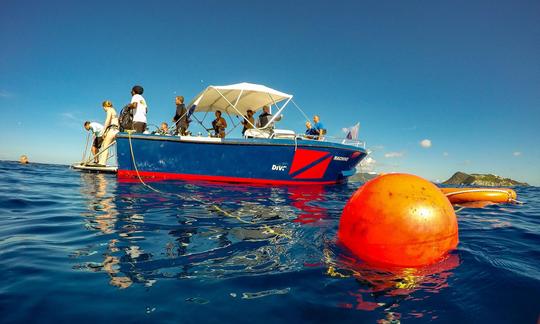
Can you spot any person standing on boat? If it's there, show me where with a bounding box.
[212,110,227,138]
[241,109,255,135]
[84,121,104,163]
[129,85,147,133]
[257,105,281,129]
[98,100,119,166]
[312,115,326,140]
[172,96,189,135]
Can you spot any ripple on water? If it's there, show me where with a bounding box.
[0,161,539,323]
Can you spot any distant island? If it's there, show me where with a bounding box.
[348,172,379,183]
[350,171,528,186]
[443,171,528,186]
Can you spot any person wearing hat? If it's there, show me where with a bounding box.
[129,85,148,133]
[241,109,255,135]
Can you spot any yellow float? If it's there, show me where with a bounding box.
[441,187,517,204]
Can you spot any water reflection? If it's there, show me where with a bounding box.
[327,244,460,320]
[75,175,459,320]
[77,177,320,288]
[79,173,118,234]
[78,173,136,288]
[288,185,329,224]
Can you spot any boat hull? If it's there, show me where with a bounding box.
[115,133,367,185]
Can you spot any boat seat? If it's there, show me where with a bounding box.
[244,128,271,138]
[271,129,296,139]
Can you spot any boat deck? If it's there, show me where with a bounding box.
[71,163,117,174]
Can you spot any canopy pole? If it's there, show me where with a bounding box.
[213,87,257,130]
[214,88,246,117]
[290,98,311,123]
[81,132,90,163]
[227,89,244,127]
[260,96,292,130]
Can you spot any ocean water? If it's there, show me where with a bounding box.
[0,160,538,323]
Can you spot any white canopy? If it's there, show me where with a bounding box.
[186,82,293,117]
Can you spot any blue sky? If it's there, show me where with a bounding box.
[1,0,539,185]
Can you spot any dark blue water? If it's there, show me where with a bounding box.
[0,161,538,323]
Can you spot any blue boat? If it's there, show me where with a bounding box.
[114,83,368,185]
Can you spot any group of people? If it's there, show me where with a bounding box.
[84,86,146,165]
[83,100,121,165]
[212,105,283,138]
[304,115,326,140]
[84,85,327,165]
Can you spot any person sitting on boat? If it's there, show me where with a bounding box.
[312,115,326,140]
[256,105,282,130]
[241,109,255,136]
[84,121,104,164]
[98,100,120,166]
[129,85,147,133]
[211,110,227,138]
[172,96,189,135]
[304,121,319,139]
[158,122,172,136]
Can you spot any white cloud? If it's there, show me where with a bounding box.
[384,152,404,158]
[60,112,79,122]
[59,112,85,129]
[420,139,432,148]
[0,90,12,98]
[513,151,522,156]
[443,152,449,156]
[358,156,377,172]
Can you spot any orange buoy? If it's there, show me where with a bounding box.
[440,187,516,204]
[338,173,459,267]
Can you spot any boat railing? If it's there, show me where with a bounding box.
[296,134,365,148]
[78,136,117,166]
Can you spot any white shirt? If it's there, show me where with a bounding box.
[131,94,148,123]
[90,122,104,137]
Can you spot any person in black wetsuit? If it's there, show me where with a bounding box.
[172,96,189,135]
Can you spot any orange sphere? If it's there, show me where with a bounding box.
[339,173,459,267]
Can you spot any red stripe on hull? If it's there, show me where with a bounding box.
[117,170,342,185]
[293,156,333,179]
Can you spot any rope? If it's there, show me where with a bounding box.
[81,132,90,164]
[126,131,290,239]
[290,99,311,123]
[454,206,465,213]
